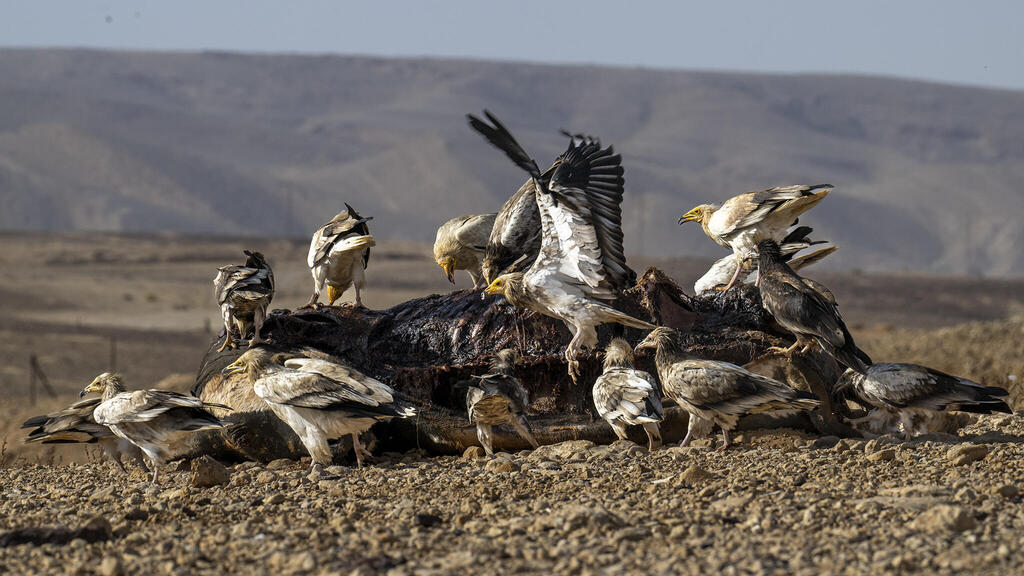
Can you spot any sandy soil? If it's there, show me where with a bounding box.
[1,413,1022,575]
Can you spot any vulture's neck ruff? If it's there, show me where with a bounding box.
[602,339,635,370]
[100,374,127,400]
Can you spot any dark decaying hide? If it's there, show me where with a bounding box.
[181,267,848,463]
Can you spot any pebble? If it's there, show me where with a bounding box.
[947,444,990,465]
[267,459,295,471]
[463,446,485,459]
[912,505,977,532]
[867,449,896,462]
[190,455,231,488]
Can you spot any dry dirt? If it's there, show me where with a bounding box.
[1,415,1022,576]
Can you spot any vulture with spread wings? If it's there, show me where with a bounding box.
[469,111,655,382]
[305,203,375,308]
[434,212,498,289]
[680,184,831,292]
[836,363,1010,440]
[224,347,416,474]
[213,250,275,352]
[756,239,872,374]
[481,178,543,284]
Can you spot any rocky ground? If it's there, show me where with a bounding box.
[2,413,1022,576]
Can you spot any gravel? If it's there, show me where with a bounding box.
[1,413,1022,575]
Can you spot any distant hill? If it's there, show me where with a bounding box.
[1,48,1022,276]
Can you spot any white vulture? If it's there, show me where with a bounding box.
[694,226,837,294]
[457,349,539,455]
[468,110,655,383]
[223,348,416,473]
[680,184,831,292]
[433,213,498,289]
[21,396,148,474]
[213,250,275,352]
[836,363,1011,440]
[636,328,819,449]
[305,203,375,308]
[80,373,229,483]
[592,338,664,450]
[756,239,872,374]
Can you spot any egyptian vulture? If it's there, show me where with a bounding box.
[680,184,831,292]
[694,226,837,294]
[80,373,228,483]
[457,349,539,455]
[592,338,664,450]
[213,250,275,352]
[305,203,375,308]
[636,328,819,449]
[756,239,872,374]
[469,111,655,382]
[836,363,1011,440]
[223,347,416,473]
[21,397,148,473]
[433,213,498,289]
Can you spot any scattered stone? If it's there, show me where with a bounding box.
[255,471,277,484]
[912,505,977,533]
[947,444,990,466]
[0,516,111,547]
[413,513,443,528]
[267,459,294,471]
[123,508,149,522]
[265,493,286,505]
[811,436,840,449]
[527,440,595,461]
[90,485,116,501]
[98,556,124,576]
[868,449,896,462]
[993,484,1019,498]
[485,459,520,474]
[463,446,485,459]
[676,465,716,486]
[190,455,231,488]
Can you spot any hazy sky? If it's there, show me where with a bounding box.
[2,1,1022,90]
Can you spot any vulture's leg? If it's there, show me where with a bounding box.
[718,428,732,450]
[611,421,629,442]
[565,324,583,384]
[352,433,373,467]
[150,460,160,484]
[302,269,323,309]
[899,412,915,442]
[768,339,803,356]
[715,254,744,292]
[216,306,235,352]
[248,305,266,348]
[679,416,699,447]
[512,417,540,449]
[476,424,495,456]
[643,422,663,451]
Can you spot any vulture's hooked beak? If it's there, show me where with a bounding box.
[678,208,701,225]
[439,259,456,285]
[483,280,503,296]
[80,378,101,398]
[222,359,245,376]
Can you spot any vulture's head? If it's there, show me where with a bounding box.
[222,347,281,382]
[437,256,457,284]
[80,372,125,398]
[635,327,682,354]
[483,272,525,300]
[602,338,635,370]
[678,204,717,226]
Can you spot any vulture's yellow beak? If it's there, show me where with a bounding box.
[438,258,456,284]
[80,378,102,398]
[678,207,702,225]
[483,279,504,296]
[222,359,246,376]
